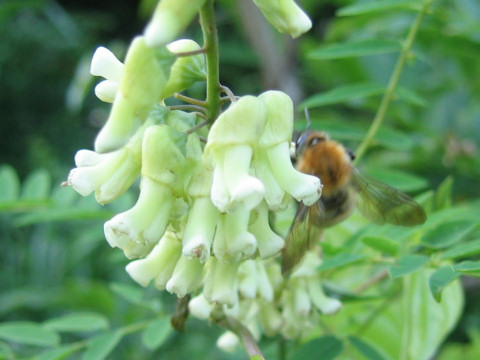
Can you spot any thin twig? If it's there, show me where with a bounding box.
[174,93,207,107]
[218,316,265,359]
[173,47,207,57]
[353,270,389,294]
[168,104,207,113]
[354,0,435,162]
[220,85,237,103]
[185,119,210,135]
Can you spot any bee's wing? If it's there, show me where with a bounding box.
[281,202,321,276]
[351,169,426,226]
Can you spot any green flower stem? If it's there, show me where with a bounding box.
[354,0,435,162]
[199,0,221,121]
[219,316,265,359]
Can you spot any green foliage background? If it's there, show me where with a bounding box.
[1,0,480,359]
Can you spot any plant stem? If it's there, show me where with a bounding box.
[219,316,265,359]
[354,0,435,163]
[199,0,221,122]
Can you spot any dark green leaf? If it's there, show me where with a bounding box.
[429,266,460,302]
[396,86,428,107]
[141,317,172,351]
[361,236,399,256]
[0,165,20,202]
[109,283,162,312]
[21,169,51,200]
[337,0,422,16]
[81,331,122,360]
[454,261,480,277]
[348,336,389,360]
[389,255,429,278]
[440,239,480,260]
[309,39,401,60]
[317,253,365,272]
[300,83,385,109]
[14,208,113,227]
[421,220,475,249]
[0,322,59,347]
[288,335,343,360]
[44,313,109,333]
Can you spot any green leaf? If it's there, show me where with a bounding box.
[440,238,480,260]
[21,169,51,200]
[337,0,422,16]
[429,266,460,302]
[364,167,429,192]
[421,220,475,249]
[44,312,109,333]
[389,255,429,279]
[288,335,343,360]
[396,86,428,107]
[81,331,122,360]
[361,236,399,256]
[435,176,454,210]
[0,322,59,347]
[348,336,389,360]
[317,253,365,272]
[300,83,385,109]
[37,344,82,360]
[309,39,401,60]
[454,261,480,277]
[0,165,20,202]
[141,317,172,351]
[109,283,162,312]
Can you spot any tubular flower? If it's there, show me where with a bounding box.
[144,0,207,47]
[125,231,182,289]
[67,119,150,204]
[252,0,312,38]
[204,95,267,212]
[95,36,174,153]
[202,257,241,307]
[104,125,186,258]
[248,201,284,259]
[256,90,322,206]
[90,46,124,103]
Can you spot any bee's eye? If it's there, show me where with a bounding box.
[308,136,325,147]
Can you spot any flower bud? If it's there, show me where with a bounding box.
[252,0,312,38]
[166,256,204,297]
[189,294,214,319]
[94,80,119,103]
[160,39,206,99]
[144,0,207,47]
[90,46,124,81]
[203,257,240,307]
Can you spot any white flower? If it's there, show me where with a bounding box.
[252,0,312,38]
[204,95,267,212]
[125,231,182,288]
[189,294,214,320]
[144,0,208,47]
[90,46,124,102]
[203,257,241,307]
[166,256,204,297]
[249,201,284,259]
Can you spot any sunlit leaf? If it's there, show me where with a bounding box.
[429,266,460,302]
[309,39,401,60]
[337,0,422,16]
[440,239,480,260]
[300,83,385,109]
[389,255,429,278]
[288,335,343,360]
[44,312,109,333]
[454,261,480,277]
[317,253,365,272]
[81,331,122,360]
[434,176,454,210]
[421,220,475,249]
[21,168,51,199]
[0,322,59,347]
[361,236,399,256]
[0,165,20,202]
[348,336,390,360]
[141,317,172,351]
[38,344,82,360]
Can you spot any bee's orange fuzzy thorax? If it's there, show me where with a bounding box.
[297,140,352,196]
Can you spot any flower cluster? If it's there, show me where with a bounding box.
[67,0,336,352]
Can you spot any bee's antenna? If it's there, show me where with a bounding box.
[304,108,311,129]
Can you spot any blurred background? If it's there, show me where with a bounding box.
[1,0,480,359]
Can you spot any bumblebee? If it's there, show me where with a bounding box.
[281,131,426,275]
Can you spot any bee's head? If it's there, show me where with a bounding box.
[294,131,329,160]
